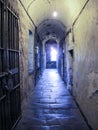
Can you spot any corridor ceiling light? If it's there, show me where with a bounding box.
[53,11,58,17]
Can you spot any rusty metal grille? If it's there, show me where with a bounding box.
[7,7,21,128]
[0,1,9,130]
[0,1,4,71]
[0,2,21,130]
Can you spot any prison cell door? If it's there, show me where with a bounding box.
[0,1,21,130]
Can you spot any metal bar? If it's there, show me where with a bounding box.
[9,68,19,75]
[16,20,19,50]
[14,18,16,49]
[11,14,14,49]
[7,7,18,19]
[0,47,4,50]
[8,10,10,48]
[10,12,12,49]
[13,16,15,49]
[11,115,21,130]
[0,0,3,4]
[0,72,8,78]
[8,48,19,53]
[0,2,1,47]
[0,95,6,102]
[0,1,4,48]
[12,84,20,91]
[1,101,5,129]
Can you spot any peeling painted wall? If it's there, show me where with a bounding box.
[66,0,98,129]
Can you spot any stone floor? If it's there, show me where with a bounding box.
[15,69,90,130]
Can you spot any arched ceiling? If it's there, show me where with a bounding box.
[37,19,66,41]
[20,0,88,41]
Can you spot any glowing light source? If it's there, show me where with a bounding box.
[53,11,58,17]
[51,47,57,61]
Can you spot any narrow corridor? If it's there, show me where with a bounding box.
[0,1,98,129]
[15,69,90,130]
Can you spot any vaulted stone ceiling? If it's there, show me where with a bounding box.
[37,19,66,41]
[19,0,88,41]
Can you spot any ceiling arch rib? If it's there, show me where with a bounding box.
[27,0,51,12]
[21,0,87,27]
[20,0,89,42]
[27,0,38,12]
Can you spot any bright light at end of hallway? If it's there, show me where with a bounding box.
[52,11,58,17]
[51,47,57,61]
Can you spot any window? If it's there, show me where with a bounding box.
[28,30,34,74]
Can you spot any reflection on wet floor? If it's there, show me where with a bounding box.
[15,69,90,130]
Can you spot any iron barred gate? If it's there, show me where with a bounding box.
[0,0,21,130]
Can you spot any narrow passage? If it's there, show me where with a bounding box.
[15,69,90,130]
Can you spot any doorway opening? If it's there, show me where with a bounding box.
[45,40,58,69]
[68,49,74,92]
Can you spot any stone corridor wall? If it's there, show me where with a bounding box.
[66,0,98,130]
[17,1,35,109]
[8,0,36,109]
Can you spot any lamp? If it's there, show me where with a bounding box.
[53,11,58,17]
[52,0,58,18]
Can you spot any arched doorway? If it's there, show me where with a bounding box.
[45,40,58,69]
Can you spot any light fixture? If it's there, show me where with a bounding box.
[53,11,58,17]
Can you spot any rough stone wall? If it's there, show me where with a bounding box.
[65,32,74,91]
[9,0,36,109]
[17,1,35,109]
[66,0,98,130]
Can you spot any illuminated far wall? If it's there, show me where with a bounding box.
[45,40,58,69]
